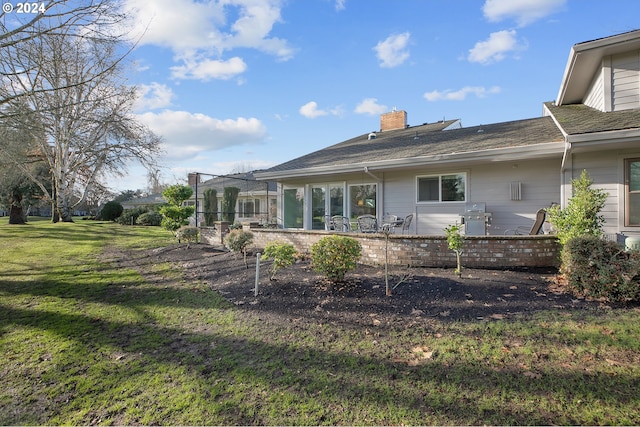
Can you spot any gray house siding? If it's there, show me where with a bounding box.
[376,158,560,235]
[612,51,640,111]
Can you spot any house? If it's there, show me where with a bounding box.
[121,193,166,211]
[187,171,277,226]
[254,30,640,238]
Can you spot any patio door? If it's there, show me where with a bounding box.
[311,184,344,230]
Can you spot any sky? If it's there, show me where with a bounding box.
[112,0,640,192]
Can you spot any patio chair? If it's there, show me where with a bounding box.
[400,214,413,234]
[331,215,351,232]
[504,208,546,235]
[357,214,378,233]
[381,214,398,232]
[324,215,335,231]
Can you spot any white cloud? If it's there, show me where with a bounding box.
[334,0,346,11]
[170,56,247,81]
[137,110,267,160]
[122,0,294,81]
[424,86,501,101]
[354,98,388,115]
[483,0,566,27]
[468,30,523,64]
[134,83,174,111]
[373,32,411,68]
[299,101,343,118]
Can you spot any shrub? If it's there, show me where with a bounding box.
[176,226,199,247]
[444,223,464,277]
[159,205,194,233]
[547,170,608,246]
[221,187,240,223]
[116,207,147,225]
[561,236,640,302]
[311,235,361,283]
[203,188,218,226]
[160,185,195,234]
[136,211,162,226]
[261,241,296,280]
[100,201,123,221]
[225,229,254,268]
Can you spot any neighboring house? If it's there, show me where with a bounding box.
[187,171,278,226]
[121,193,166,210]
[254,30,640,237]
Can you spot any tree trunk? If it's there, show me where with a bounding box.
[9,205,25,224]
[8,193,25,224]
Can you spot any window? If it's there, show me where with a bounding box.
[349,184,376,219]
[417,173,466,202]
[311,184,345,229]
[626,159,640,225]
[283,187,304,228]
[238,198,260,217]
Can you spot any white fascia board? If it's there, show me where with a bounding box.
[254,143,565,180]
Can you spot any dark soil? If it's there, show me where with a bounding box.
[116,243,614,327]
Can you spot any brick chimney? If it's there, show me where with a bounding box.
[187,173,200,186]
[380,109,407,131]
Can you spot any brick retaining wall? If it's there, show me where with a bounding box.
[234,228,560,269]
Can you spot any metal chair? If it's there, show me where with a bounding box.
[357,214,378,233]
[324,215,335,231]
[504,209,546,235]
[401,214,413,234]
[331,215,351,232]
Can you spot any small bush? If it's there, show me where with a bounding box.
[136,211,162,226]
[444,223,464,277]
[225,229,254,268]
[225,229,254,253]
[176,226,199,246]
[101,201,124,221]
[261,241,297,280]
[562,236,640,302]
[116,207,148,225]
[547,170,608,246]
[311,235,362,283]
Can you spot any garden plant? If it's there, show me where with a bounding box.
[260,240,297,280]
[310,235,362,283]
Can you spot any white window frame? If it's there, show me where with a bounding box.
[416,172,467,203]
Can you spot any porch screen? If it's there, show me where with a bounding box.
[283,188,304,228]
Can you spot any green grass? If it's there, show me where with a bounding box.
[1,217,639,425]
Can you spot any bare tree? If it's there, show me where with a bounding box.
[0,1,161,222]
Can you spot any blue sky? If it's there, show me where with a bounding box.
[114,0,640,192]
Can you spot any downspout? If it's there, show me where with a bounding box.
[560,139,572,208]
[544,102,571,209]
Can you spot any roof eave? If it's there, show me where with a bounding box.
[557,30,640,105]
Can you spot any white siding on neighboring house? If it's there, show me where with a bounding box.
[612,51,640,111]
[382,158,561,235]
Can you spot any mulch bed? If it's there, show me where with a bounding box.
[116,243,616,328]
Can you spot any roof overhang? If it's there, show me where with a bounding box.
[556,29,640,105]
[566,128,640,154]
[254,142,565,180]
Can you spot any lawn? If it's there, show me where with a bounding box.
[1,217,639,425]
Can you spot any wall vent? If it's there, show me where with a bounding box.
[510,181,522,201]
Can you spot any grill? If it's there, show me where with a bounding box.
[460,202,492,235]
